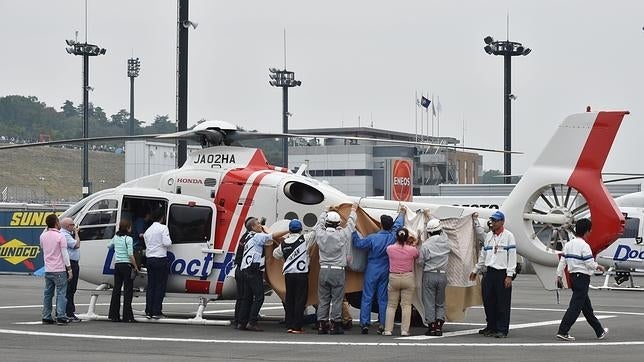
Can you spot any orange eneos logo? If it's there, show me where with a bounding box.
[392,160,412,201]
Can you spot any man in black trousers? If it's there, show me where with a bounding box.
[555,218,608,341]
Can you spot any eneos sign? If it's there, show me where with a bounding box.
[392,159,412,202]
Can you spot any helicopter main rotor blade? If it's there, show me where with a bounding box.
[0,134,162,150]
[231,131,523,154]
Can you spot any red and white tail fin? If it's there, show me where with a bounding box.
[503,111,628,289]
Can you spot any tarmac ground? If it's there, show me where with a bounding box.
[1,273,643,361]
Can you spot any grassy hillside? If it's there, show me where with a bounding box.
[0,146,124,202]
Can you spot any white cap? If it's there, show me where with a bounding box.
[426,219,442,233]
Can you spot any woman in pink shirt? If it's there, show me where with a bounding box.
[382,228,419,336]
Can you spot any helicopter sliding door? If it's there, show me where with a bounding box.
[165,199,217,293]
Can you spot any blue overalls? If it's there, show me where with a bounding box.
[352,214,403,327]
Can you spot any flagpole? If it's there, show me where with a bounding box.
[420,92,425,142]
[437,95,440,137]
[415,90,418,142]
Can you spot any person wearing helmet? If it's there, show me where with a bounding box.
[469,210,517,338]
[352,205,406,335]
[418,217,450,336]
[314,202,358,335]
[273,219,317,334]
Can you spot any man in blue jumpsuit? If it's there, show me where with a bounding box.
[352,206,405,334]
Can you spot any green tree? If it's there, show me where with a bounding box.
[110,109,130,128]
[147,114,176,134]
[61,100,78,118]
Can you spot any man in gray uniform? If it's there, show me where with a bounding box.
[315,202,358,335]
[418,218,450,336]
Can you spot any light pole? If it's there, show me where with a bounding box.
[127,58,141,136]
[269,68,301,169]
[65,39,106,198]
[483,35,531,183]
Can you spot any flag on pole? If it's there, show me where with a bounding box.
[431,96,436,116]
[420,96,431,109]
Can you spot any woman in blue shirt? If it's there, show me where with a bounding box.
[108,219,140,322]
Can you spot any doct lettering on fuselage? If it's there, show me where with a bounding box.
[613,244,644,261]
[193,153,236,168]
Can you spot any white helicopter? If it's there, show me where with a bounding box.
[0,110,630,320]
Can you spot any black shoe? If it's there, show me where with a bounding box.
[123,319,137,323]
[67,315,81,322]
[42,319,55,325]
[56,318,69,325]
[493,332,508,338]
[329,321,344,335]
[245,323,263,332]
[109,318,121,322]
[237,323,247,330]
[151,315,163,320]
[342,320,353,330]
[376,326,385,335]
[317,321,329,335]
[361,326,369,335]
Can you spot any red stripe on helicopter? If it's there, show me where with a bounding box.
[213,149,272,251]
[567,111,627,255]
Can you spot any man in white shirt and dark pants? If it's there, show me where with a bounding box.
[469,210,516,338]
[555,218,609,341]
[144,210,173,319]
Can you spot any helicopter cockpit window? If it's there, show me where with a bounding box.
[283,181,324,205]
[79,198,118,241]
[621,217,640,239]
[168,204,212,244]
[89,199,118,210]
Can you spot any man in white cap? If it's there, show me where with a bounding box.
[418,218,450,336]
[469,210,516,338]
[315,203,357,335]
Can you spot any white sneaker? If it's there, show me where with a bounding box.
[556,333,575,341]
[598,328,609,340]
[381,331,392,336]
[401,331,410,336]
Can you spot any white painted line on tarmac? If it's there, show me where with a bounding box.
[203,306,285,314]
[0,302,284,310]
[1,328,643,347]
[399,315,616,340]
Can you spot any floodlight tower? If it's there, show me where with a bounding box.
[269,68,301,168]
[65,39,107,197]
[483,35,531,183]
[127,58,141,136]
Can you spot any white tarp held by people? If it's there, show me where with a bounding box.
[403,209,483,322]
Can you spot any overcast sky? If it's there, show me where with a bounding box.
[1,0,643,175]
